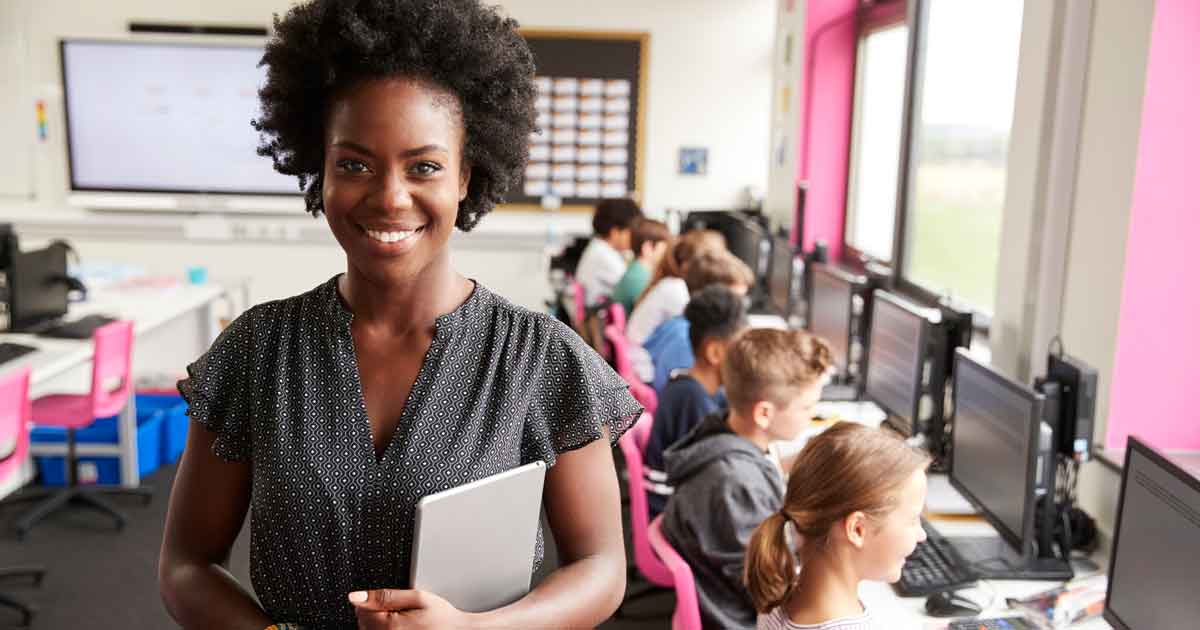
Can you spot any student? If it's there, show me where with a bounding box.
[574,198,642,306]
[643,250,754,392]
[610,218,671,314]
[661,329,831,629]
[626,229,725,347]
[158,2,641,628]
[643,284,748,519]
[745,423,930,630]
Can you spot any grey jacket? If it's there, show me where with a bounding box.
[660,412,785,629]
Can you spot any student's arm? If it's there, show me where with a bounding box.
[350,434,627,629]
[159,427,270,629]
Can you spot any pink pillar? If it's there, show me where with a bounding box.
[1105,0,1200,451]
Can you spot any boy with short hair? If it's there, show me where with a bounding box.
[643,284,748,519]
[610,218,671,313]
[574,198,642,306]
[661,328,832,630]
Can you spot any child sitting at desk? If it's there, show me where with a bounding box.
[610,218,671,314]
[642,284,748,520]
[574,198,642,307]
[660,328,829,629]
[745,423,931,630]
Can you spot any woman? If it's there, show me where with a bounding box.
[157,2,641,628]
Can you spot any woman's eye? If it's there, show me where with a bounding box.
[411,162,442,176]
[336,159,370,174]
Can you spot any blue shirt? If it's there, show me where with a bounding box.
[642,316,694,393]
[643,373,725,519]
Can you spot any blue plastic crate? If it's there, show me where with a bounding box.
[137,393,189,465]
[32,400,166,486]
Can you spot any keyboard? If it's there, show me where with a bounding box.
[894,519,978,596]
[0,342,37,365]
[947,617,1035,630]
[36,314,117,340]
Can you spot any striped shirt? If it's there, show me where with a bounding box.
[758,606,874,630]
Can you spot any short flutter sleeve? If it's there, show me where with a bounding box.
[523,318,643,466]
[177,309,258,462]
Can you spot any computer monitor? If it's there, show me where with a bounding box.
[725,214,769,285]
[9,246,70,332]
[950,349,1044,559]
[767,232,798,317]
[807,264,858,376]
[865,291,929,437]
[1104,437,1200,630]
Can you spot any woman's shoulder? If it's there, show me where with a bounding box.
[478,284,576,344]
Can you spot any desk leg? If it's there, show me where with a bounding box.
[119,396,140,488]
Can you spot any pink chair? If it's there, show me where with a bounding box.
[0,367,46,626]
[570,280,587,333]
[15,321,152,538]
[607,302,627,334]
[605,324,658,418]
[618,421,672,589]
[648,515,703,630]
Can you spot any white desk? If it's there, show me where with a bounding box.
[0,282,229,496]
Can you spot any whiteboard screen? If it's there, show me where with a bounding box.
[61,40,298,195]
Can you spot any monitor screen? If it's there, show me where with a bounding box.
[10,246,69,330]
[725,216,766,283]
[808,265,853,373]
[767,234,795,316]
[1105,438,1200,630]
[865,291,927,434]
[950,349,1041,553]
[61,39,298,195]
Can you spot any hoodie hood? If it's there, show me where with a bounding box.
[663,411,775,484]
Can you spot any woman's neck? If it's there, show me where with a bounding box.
[784,550,864,625]
[339,254,471,336]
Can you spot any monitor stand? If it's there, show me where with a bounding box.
[945,534,1073,581]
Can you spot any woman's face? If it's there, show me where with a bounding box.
[322,78,470,284]
[859,468,928,583]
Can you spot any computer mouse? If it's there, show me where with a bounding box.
[924,590,983,618]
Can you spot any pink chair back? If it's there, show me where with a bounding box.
[607,302,627,334]
[648,515,703,630]
[605,324,658,417]
[89,320,135,421]
[0,367,32,484]
[617,418,673,588]
[570,280,587,330]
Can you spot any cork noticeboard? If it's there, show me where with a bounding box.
[503,30,648,213]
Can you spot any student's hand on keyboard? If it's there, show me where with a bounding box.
[348,588,467,630]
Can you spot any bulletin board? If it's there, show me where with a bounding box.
[504,30,649,212]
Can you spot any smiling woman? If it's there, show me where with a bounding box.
[156,2,641,629]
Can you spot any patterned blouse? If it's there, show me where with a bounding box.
[178,276,641,629]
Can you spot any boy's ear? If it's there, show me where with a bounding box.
[844,511,868,549]
[751,399,775,431]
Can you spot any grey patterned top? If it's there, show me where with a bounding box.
[178,276,641,629]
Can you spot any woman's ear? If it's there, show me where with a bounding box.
[458,161,472,201]
[843,511,868,549]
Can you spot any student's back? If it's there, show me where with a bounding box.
[661,412,783,630]
[575,199,641,306]
[643,372,724,519]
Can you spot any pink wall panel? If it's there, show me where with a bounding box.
[1105,0,1200,451]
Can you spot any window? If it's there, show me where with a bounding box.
[845,24,909,263]
[901,0,1023,314]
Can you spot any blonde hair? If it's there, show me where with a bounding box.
[683,250,755,293]
[636,229,726,307]
[743,423,931,613]
[720,329,831,416]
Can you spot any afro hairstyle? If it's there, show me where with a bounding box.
[252,0,538,231]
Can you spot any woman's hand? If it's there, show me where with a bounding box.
[349,589,474,630]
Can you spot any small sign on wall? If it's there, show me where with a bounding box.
[678,147,708,176]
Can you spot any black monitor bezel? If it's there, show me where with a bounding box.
[59,38,301,197]
[807,263,864,374]
[1103,436,1200,630]
[767,232,796,317]
[9,246,69,330]
[864,290,929,436]
[949,348,1043,556]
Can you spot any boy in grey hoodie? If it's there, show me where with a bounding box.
[661,328,831,629]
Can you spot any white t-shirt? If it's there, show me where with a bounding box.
[626,276,690,382]
[758,606,874,630]
[574,238,627,307]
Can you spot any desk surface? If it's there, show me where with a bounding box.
[0,282,226,389]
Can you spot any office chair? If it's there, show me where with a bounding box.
[15,321,152,539]
[0,367,46,627]
[604,324,658,418]
[614,416,672,620]
[648,515,703,630]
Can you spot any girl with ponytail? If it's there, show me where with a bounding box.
[744,423,931,629]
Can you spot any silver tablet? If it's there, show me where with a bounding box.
[410,460,547,613]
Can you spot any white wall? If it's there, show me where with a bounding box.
[764,1,806,231]
[9,0,775,216]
